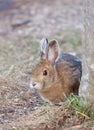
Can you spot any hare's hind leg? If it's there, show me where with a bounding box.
[73,81,80,95]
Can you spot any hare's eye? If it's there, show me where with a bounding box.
[43,70,47,76]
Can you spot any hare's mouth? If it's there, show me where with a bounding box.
[30,80,42,90]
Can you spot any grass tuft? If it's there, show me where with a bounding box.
[66,94,94,120]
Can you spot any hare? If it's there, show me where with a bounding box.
[30,38,82,104]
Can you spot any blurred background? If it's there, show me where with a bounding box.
[0,0,83,128]
[0,0,83,82]
[0,0,83,35]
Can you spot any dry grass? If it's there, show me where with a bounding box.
[0,0,89,129]
[0,30,93,130]
[0,30,83,130]
[0,1,91,128]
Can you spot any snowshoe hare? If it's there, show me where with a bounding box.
[30,38,82,104]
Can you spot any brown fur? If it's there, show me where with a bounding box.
[30,38,82,104]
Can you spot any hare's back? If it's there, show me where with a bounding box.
[57,53,82,79]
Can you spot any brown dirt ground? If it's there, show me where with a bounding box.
[0,0,94,130]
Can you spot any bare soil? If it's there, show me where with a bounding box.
[0,0,94,130]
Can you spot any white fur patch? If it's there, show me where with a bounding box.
[48,48,54,61]
[39,93,54,105]
[40,38,48,54]
[30,81,34,89]
[30,80,42,90]
[48,40,60,62]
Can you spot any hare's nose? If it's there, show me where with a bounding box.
[32,83,36,87]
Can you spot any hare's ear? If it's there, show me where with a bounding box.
[40,38,49,60]
[48,40,60,65]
